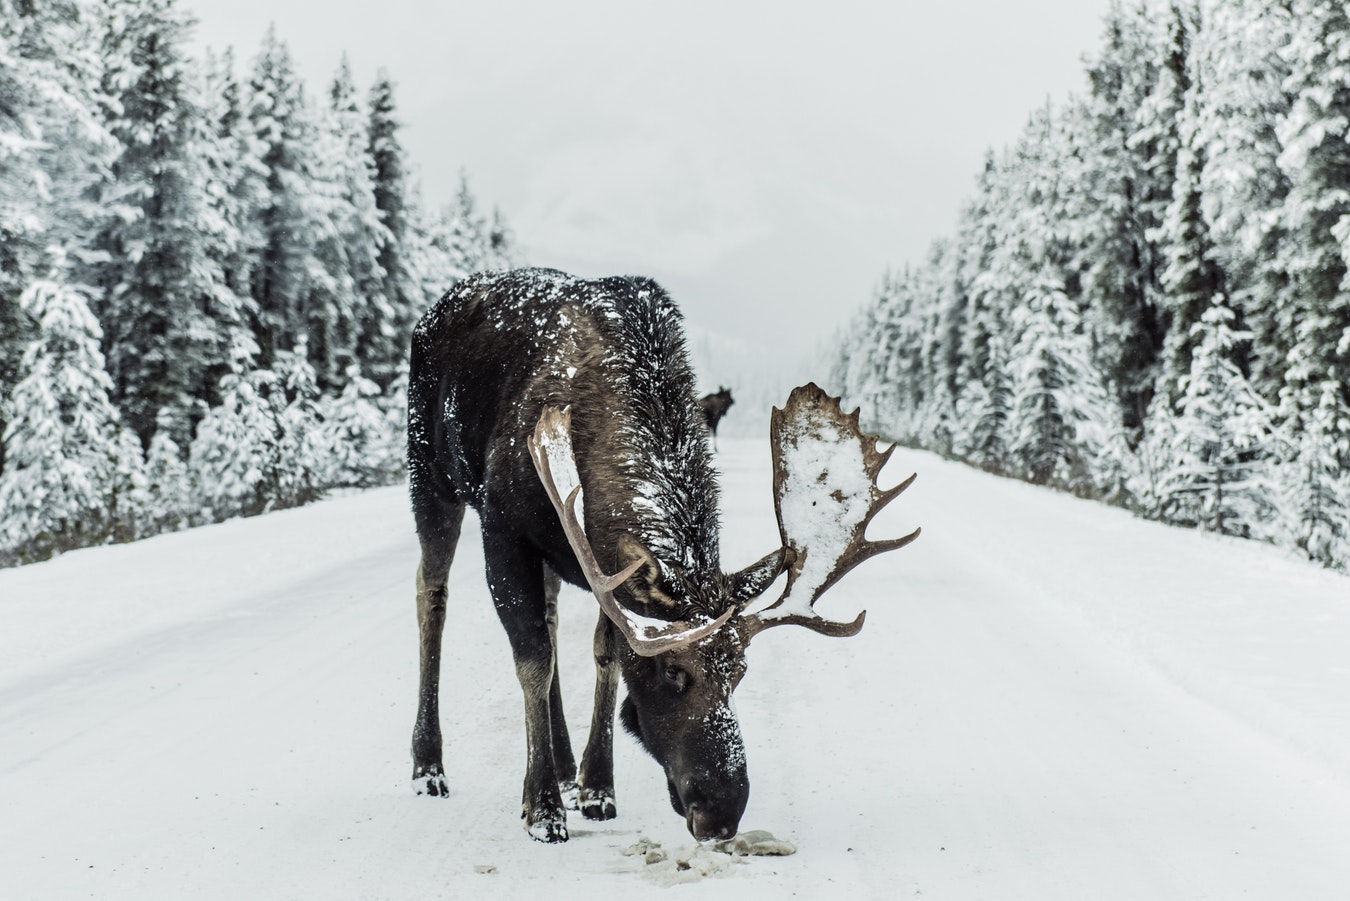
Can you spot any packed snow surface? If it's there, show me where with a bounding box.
[4,439,1350,899]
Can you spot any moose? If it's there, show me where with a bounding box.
[697,386,734,449]
[407,268,918,843]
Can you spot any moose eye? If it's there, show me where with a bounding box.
[661,664,689,692]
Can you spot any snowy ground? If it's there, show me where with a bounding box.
[4,438,1350,900]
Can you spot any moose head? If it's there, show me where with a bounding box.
[528,382,920,840]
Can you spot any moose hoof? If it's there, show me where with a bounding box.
[579,788,617,821]
[525,812,569,843]
[559,780,580,811]
[412,765,449,798]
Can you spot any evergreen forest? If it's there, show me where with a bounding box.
[830,0,1350,570]
[0,0,517,565]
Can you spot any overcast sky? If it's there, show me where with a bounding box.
[184,0,1116,371]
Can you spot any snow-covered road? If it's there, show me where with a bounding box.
[4,438,1350,899]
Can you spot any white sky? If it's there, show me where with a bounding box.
[184,0,1115,369]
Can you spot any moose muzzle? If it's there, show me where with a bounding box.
[668,765,748,841]
[665,704,749,841]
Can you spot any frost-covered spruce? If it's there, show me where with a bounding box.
[189,368,283,521]
[1275,374,1350,568]
[91,0,227,449]
[1275,0,1350,384]
[1157,299,1276,536]
[0,279,146,562]
[143,427,192,537]
[316,366,402,489]
[190,350,325,521]
[0,1,119,444]
[271,349,325,508]
[298,57,392,393]
[1008,270,1119,491]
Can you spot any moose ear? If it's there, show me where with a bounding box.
[728,547,792,604]
[616,533,680,611]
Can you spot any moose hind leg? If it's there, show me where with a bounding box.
[411,497,465,797]
[543,564,580,810]
[577,612,620,820]
[485,532,568,842]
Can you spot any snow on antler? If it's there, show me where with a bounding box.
[741,383,920,638]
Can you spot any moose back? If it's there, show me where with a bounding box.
[406,268,918,843]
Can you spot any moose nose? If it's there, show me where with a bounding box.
[685,801,737,842]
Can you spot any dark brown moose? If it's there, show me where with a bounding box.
[698,386,734,449]
[407,268,918,843]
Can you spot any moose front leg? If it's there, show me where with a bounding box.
[485,534,569,843]
[577,611,620,820]
[543,564,580,810]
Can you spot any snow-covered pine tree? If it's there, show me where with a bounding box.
[1128,394,1179,520]
[917,240,963,455]
[973,105,1107,492]
[300,75,362,394]
[1275,370,1350,568]
[838,270,913,439]
[1276,0,1350,388]
[247,25,320,370]
[1076,1,1168,431]
[191,338,331,522]
[270,345,324,508]
[142,413,191,535]
[0,276,146,562]
[0,5,41,426]
[189,365,281,522]
[964,99,1130,494]
[954,333,1013,475]
[195,47,262,409]
[1117,0,1193,426]
[832,294,879,421]
[316,365,402,489]
[364,70,418,387]
[431,171,520,279]
[0,0,119,472]
[1008,268,1117,490]
[486,206,518,267]
[1133,1,1194,237]
[318,55,393,393]
[381,368,409,458]
[1158,296,1276,535]
[1157,28,1231,407]
[1015,294,1074,486]
[875,270,926,443]
[950,153,1012,468]
[1192,0,1292,398]
[92,0,231,449]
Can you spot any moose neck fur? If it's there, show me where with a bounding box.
[560,282,724,619]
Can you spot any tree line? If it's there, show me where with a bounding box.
[830,0,1349,569]
[0,0,517,565]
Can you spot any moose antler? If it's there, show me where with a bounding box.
[740,383,920,639]
[527,406,735,656]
